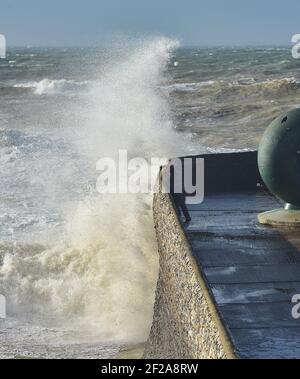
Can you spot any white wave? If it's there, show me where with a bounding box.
[0,196,159,343]
[14,78,89,95]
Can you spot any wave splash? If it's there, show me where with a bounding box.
[0,37,190,343]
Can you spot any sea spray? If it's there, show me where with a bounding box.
[1,43,297,358]
[0,38,192,344]
[76,37,186,159]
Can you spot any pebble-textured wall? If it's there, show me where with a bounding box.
[143,191,235,359]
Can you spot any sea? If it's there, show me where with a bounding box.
[0,38,299,358]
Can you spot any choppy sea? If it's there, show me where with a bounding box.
[0,39,299,358]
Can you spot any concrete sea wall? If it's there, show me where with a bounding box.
[143,191,235,359]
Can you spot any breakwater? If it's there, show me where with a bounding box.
[143,189,235,359]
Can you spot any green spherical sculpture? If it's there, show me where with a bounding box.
[258,108,300,210]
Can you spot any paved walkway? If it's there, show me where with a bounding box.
[179,152,300,358]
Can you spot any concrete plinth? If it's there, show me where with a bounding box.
[258,209,300,228]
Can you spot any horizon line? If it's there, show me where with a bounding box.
[5,43,293,49]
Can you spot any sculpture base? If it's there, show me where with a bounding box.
[258,209,300,228]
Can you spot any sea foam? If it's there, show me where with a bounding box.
[0,37,194,344]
